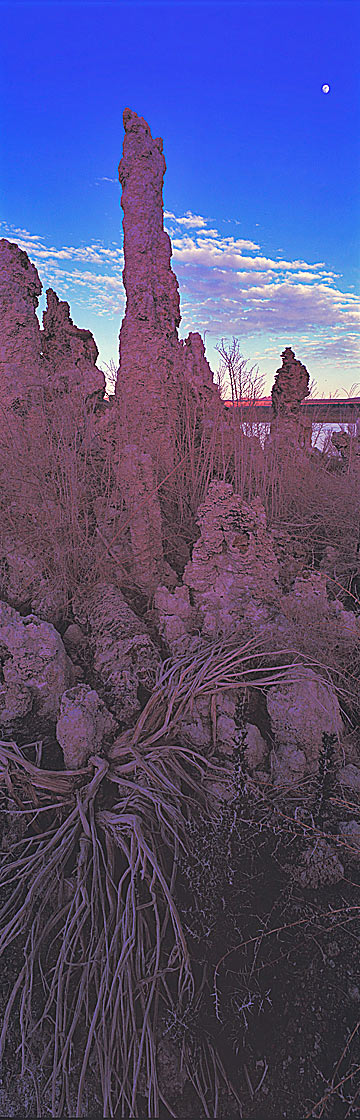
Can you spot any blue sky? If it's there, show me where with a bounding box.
[1,0,359,396]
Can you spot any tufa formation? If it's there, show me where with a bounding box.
[270,345,312,448]
[0,238,43,412]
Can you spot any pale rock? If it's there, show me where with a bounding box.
[0,683,33,729]
[56,684,118,770]
[115,109,224,459]
[292,840,344,888]
[113,109,181,590]
[0,536,39,611]
[177,690,214,751]
[291,569,329,612]
[338,765,360,796]
[0,601,74,729]
[115,109,181,474]
[270,745,307,786]
[169,688,238,757]
[269,346,311,449]
[243,722,268,772]
[267,664,343,770]
[182,481,280,641]
[41,288,105,407]
[62,622,89,659]
[72,583,161,723]
[153,584,196,655]
[119,444,170,592]
[286,572,359,641]
[216,713,238,751]
[338,820,360,853]
[28,580,65,628]
[154,480,281,758]
[331,429,360,473]
[114,110,225,591]
[179,331,224,432]
[266,571,360,706]
[0,534,64,626]
[0,238,43,413]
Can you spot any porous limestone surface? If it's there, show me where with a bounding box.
[261,571,360,728]
[269,346,311,448]
[338,820,360,853]
[272,346,310,417]
[0,600,74,730]
[0,238,42,412]
[62,622,89,659]
[118,444,170,592]
[153,584,196,656]
[0,534,64,626]
[291,840,344,889]
[331,428,360,472]
[41,288,105,406]
[115,108,181,472]
[56,684,118,769]
[72,582,162,723]
[243,722,268,772]
[266,664,343,770]
[338,764,360,795]
[113,110,225,589]
[270,745,307,787]
[182,480,280,641]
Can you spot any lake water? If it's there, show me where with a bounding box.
[247,421,357,452]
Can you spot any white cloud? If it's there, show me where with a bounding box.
[2,216,359,382]
[164,210,208,228]
[5,234,124,269]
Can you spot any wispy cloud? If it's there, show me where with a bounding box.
[162,212,359,370]
[95,176,119,185]
[164,210,209,229]
[1,214,359,377]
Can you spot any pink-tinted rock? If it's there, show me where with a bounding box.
[155,483,280,651]
[266,664,343,771]
[114,110,224,591]
[270,745,307,786]
[180,331,223,415]
[243,723,268,772]
[269,571,360,708]
[154,481,281,759]
[42,288,105,406]
[72,582,162,722]
[153,584,196,656]
[119,444,173,592]
[56,684,118,769]
[338,820,360,853]
[270,346,311,448]
[291,840,344,888]
[0,533,64,626]
[0,238,42,412]
[182,481,280,641]
[115,109,181,472]
[0,682,33,731]
[0,600,74,730]
[331,428,360,472]
[62,622,89,660]
[338,764,360,795]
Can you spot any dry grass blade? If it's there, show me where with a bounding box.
[0,736,238,1117]
[110,631,344,767]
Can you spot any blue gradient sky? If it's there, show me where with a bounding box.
[1,0,359,395]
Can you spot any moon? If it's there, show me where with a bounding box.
[322,84,330,94]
